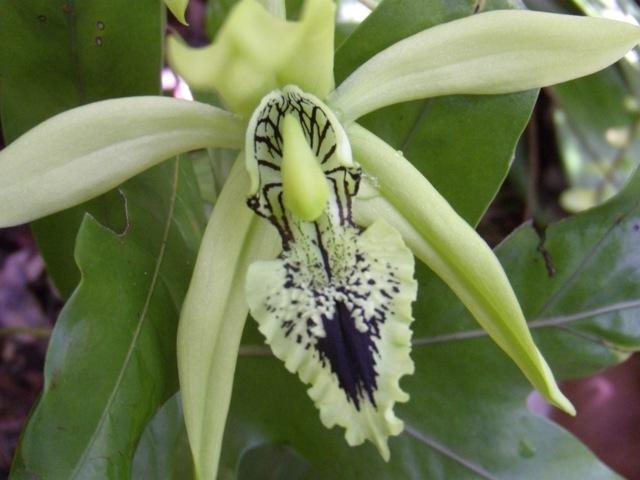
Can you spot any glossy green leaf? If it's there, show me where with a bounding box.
[217,165,640,480]
[177,158,280,480]
[330,10,640,122]
[0,97,244,228]
[551,67,640,212]
[132,395,314,480]
[132,394,194,480]
[10,158,206,478]
[0,0,163,296]
[333,0,537,225]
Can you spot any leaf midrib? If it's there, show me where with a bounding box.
[404,424,501,480]
[69,160,180,478]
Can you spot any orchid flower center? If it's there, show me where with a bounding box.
[244,86,417,458]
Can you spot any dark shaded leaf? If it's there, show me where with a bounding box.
[133,394,194,480]
[10,156,205,478]
[0,0,163,296]
[551,67,640,212]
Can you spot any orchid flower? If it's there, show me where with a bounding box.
[0,0,638,478]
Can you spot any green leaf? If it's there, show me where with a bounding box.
[132,394,194,480]
[217,167,640,480]
[551,67,640,212]
[0,0,163,296]
[333,0,538,225]
[10,158,206,478]
[133,395,314,480]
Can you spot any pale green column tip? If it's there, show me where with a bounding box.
[281,113,329,221]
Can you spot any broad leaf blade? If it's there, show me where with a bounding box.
[11,158,205,478]
[0,0,163,296]
[551,67,640,212]
[132,394,194,480]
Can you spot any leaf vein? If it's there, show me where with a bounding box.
[69,159,180,478]
[403,424,501,480]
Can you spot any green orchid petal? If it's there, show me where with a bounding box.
[348,124,575,415]
[167,0,334,117]
[277,0,335,97]
[330,10,640,122]
[0,96,244,228]
[178,156,280,480]
[164,0,189,25]
[244,86,417,458]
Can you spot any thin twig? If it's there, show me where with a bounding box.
[0,326,52,338]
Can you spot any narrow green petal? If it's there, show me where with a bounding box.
[277,0,335,98]
[164,0,189,25]
[178,157,280,480]
[0,97,244,228]
[348,124,575,415]
[167,0,335,116]
[330,10,640,122]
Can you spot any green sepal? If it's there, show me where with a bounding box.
[330,10,640,122]
[348,124,575,415]
[178,157,280,480]
[167,0,335,117]
[0,97,244,228]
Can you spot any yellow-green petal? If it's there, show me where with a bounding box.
[277,0,335,98]
[178,157,280,480]
[330,10,640,122]
[0,97,244,228]
[348,123,575,415]
[167,0,335,117]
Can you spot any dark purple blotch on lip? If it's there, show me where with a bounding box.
[315,300,378,410]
